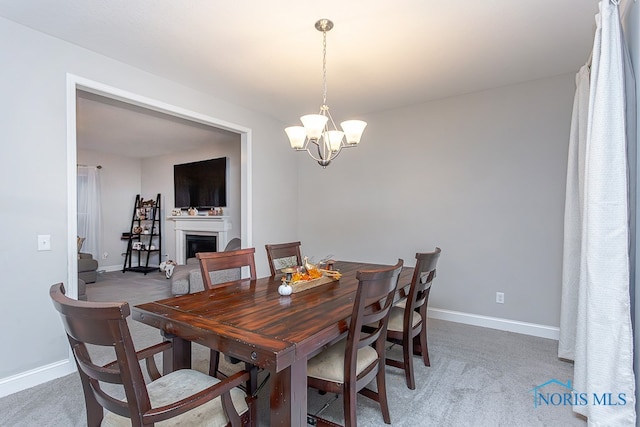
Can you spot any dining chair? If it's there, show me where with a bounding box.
[49,282,257,427]
[386,247,441,389]
[197,247,258,377]
[264,241,302,276]
[197,247,257,289]
[306,259,404,427]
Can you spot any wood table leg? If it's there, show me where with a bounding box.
[269,358,307,426]
[162,333,191,374]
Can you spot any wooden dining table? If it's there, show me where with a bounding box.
[133,260,414,426]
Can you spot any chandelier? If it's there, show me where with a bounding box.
[285,19,367,168]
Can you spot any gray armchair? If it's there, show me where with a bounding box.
[171,238,241,295]
[78,252,98,283]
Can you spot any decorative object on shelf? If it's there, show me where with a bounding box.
[207,207,223,216]
[133,226,143,234]
[285,18,367,168]
[188,207,198,216]
[171,209,182,216]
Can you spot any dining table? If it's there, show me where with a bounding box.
[132,260,414,426]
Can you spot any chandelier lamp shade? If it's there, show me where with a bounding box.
[285,19,367,168]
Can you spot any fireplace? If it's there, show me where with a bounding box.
[186,234,217,259]
[170,216,232,264]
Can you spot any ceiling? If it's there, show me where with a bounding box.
[0,0,601,157]
[76,91,239,158]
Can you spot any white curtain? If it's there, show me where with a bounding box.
[559,1,636,425]
[559,64,590,361]
[77,166,103,258]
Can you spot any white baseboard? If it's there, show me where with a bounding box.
[428,307,560,340]
[100,264,125,273]
[99,264,161,273]
[0,359,75,399]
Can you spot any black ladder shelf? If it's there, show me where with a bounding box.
[122,194,162,274]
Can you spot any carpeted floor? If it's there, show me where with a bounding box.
[0,270,586,426]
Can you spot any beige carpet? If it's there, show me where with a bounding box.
[0,270,586,426]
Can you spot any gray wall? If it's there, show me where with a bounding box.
[298,74,575,328]
[0,16,298,385]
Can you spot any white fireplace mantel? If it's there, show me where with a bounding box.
[169,216,232,264]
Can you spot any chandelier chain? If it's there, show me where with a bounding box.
[322,29,327,106]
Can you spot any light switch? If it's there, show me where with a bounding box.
[37,234,51,251]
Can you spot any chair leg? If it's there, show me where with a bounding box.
[415,327,430,367]
[84,388,105,427]
[376,364,391,424]
[344,386,358,427]
[77,371,104,426]
[403,337,416,390]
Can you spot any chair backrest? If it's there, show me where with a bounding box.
[265,241,302,276]
[407,248,441,320]
[348,259,404,388]
[197,248,257,289]
[49,283,154,426]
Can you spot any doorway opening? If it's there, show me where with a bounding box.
[66,74,252,299]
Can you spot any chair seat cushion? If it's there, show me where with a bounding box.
[386,306,421,332]
[307,339,378,384]
[101,369,248,427]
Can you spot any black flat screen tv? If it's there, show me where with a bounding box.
[174,157,227,209]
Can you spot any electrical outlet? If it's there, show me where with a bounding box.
[496,292,505,304]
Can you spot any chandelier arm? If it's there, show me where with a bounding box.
[318,136,338,161]
[302,140,342,163]
[325,145,344,161]
[303,140,325,163]
[319,139,344,162]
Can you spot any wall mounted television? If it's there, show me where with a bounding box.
[174,157,227,209]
